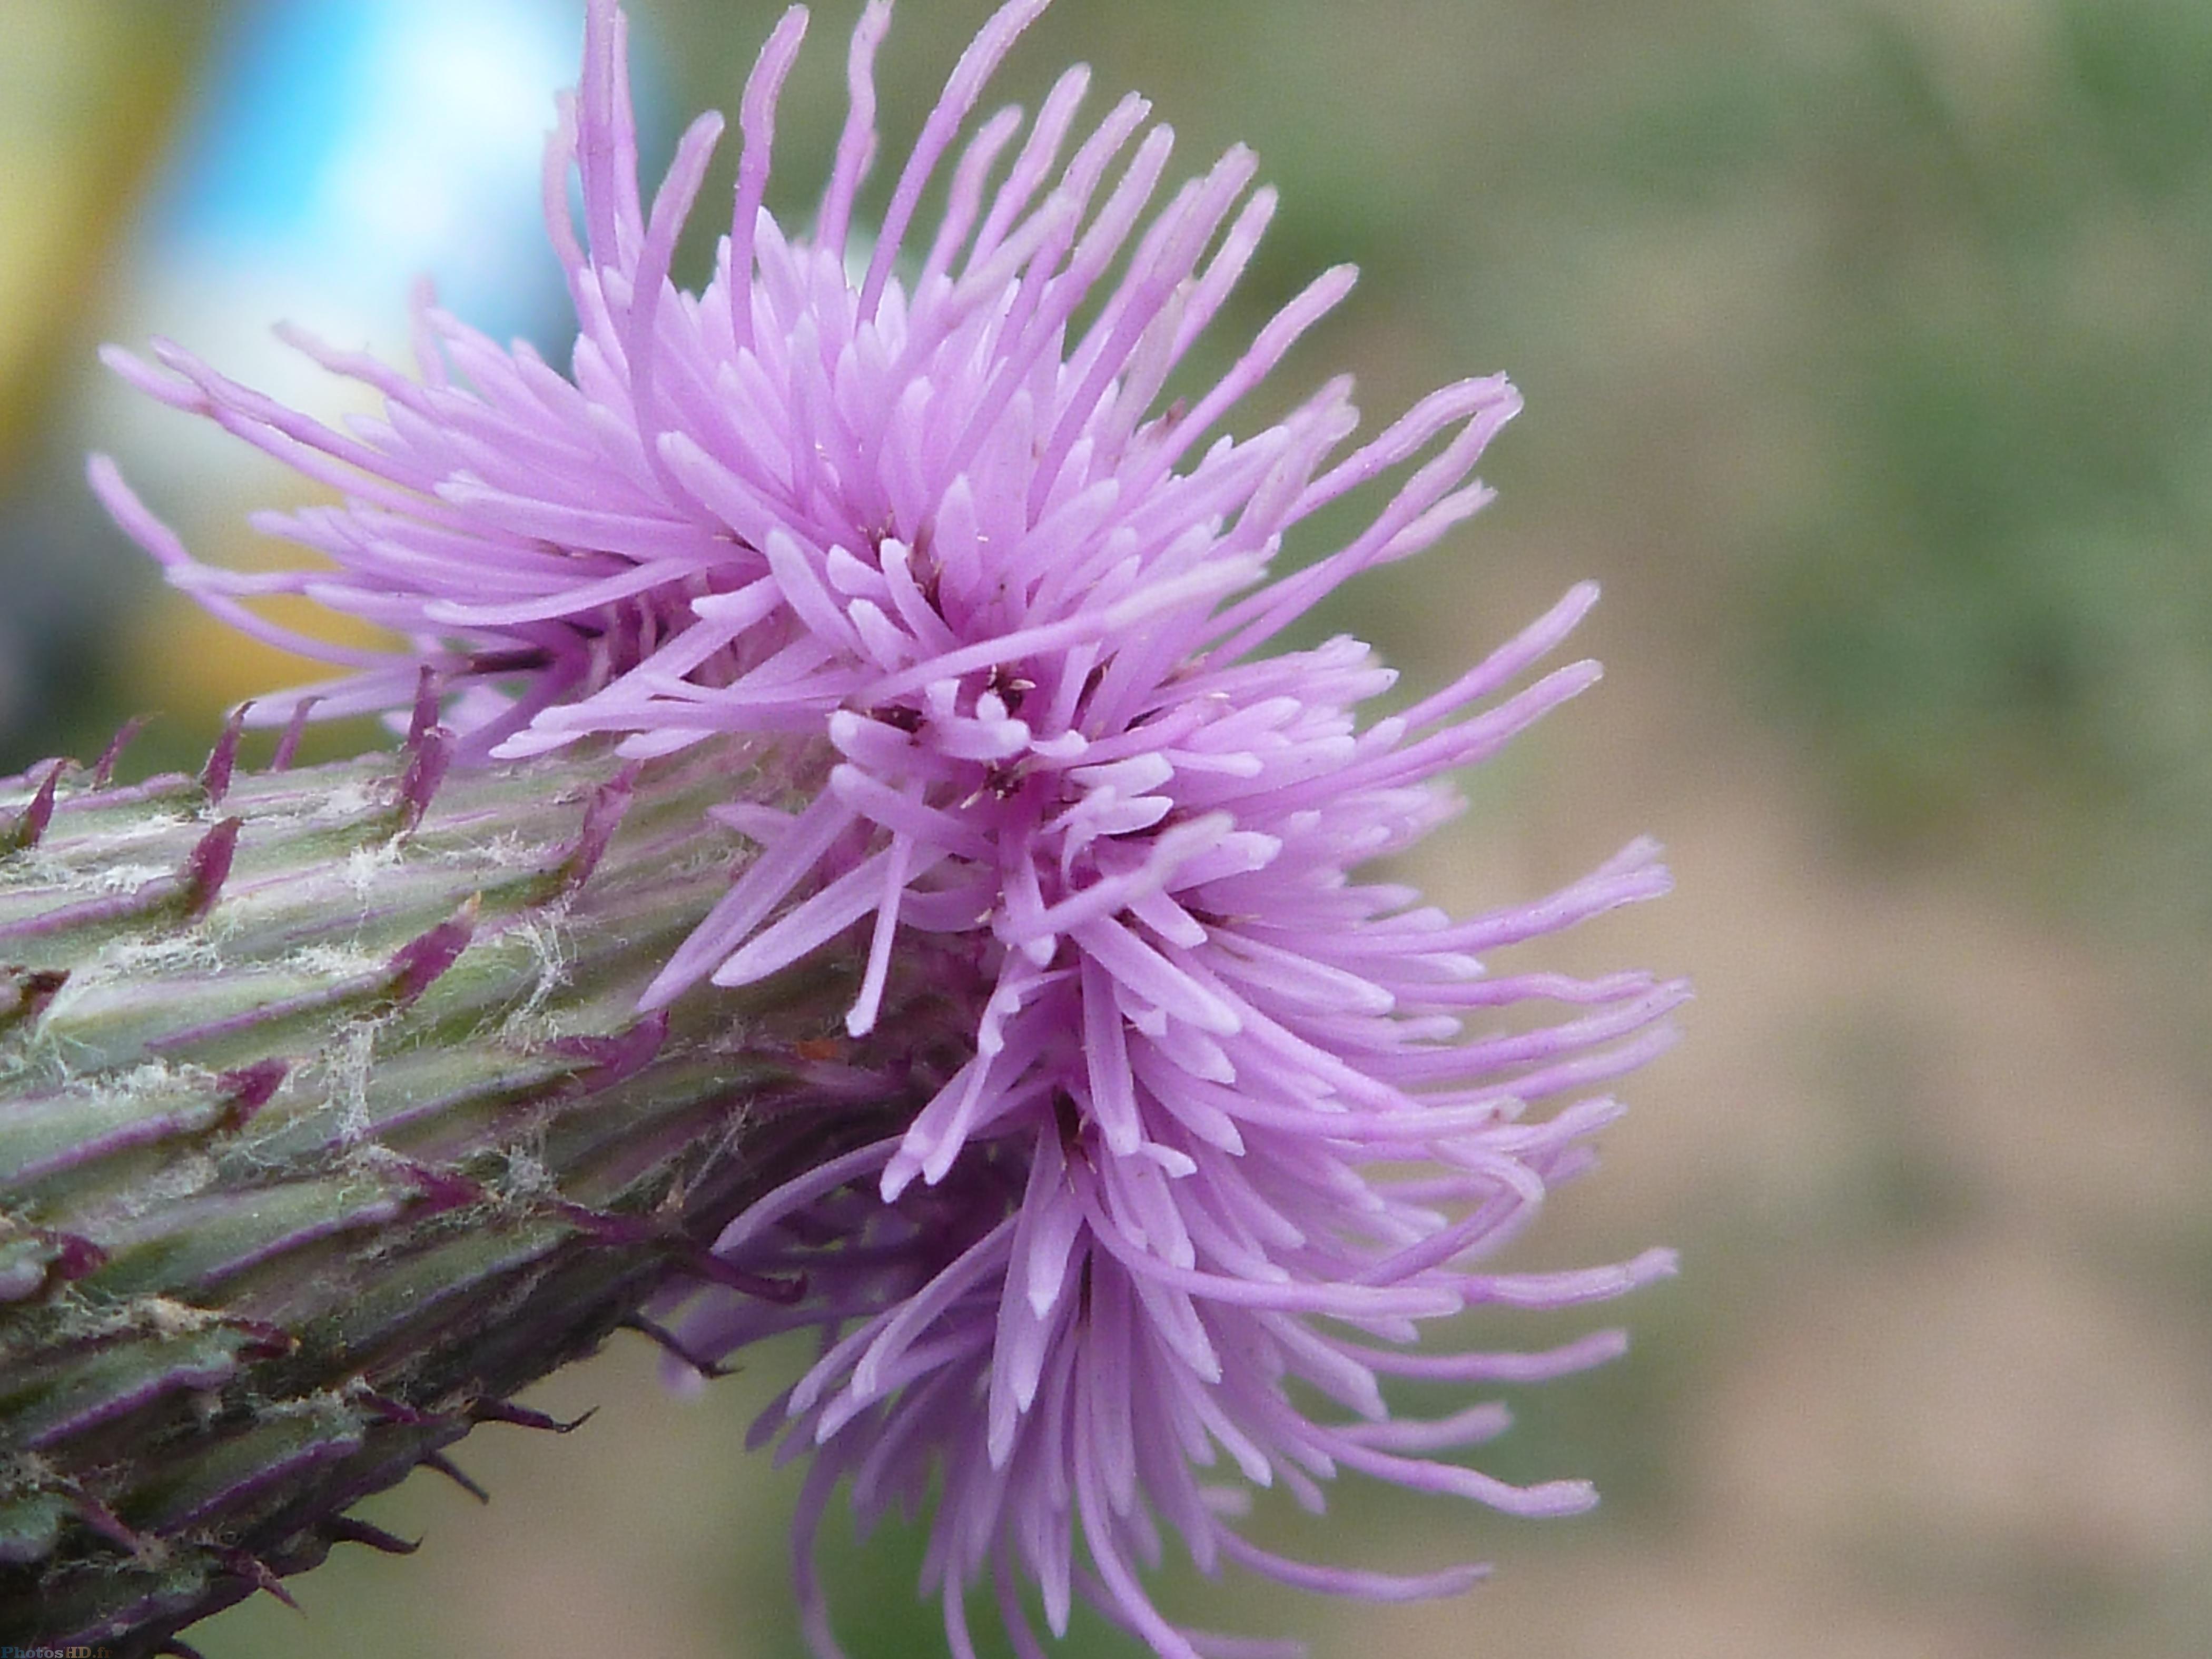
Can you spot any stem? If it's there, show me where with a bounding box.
[0,728,931,1654]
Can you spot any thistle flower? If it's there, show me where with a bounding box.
[90,3,1683,1655]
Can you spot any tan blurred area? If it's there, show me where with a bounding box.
[6,2,2209,1656]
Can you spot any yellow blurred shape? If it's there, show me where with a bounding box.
[125,587,398,731]
[0,4,201,466]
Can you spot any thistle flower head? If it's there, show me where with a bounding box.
[92,4,1683,1655]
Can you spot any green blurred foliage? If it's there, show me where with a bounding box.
[1752,3,2212,891]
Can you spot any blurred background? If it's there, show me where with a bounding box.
[5,0,2211,1654]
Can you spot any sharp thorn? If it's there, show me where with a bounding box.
[384,896,478,1005]
[353,1388,441,1427]
[406,664,442,746]
[558,764,640,893]
[323,1514,421,1555]
[91,716,150,787]
[685,1249,809,1304]
[70,1490,144,1553]
[470,1397,597,1434]
[270,695,322,771]
[200,703,248,804]
[552,1010,668,1092]
[216,1057,288,1123]
[0,761,64,855]
[419,1451,490,1504]
[620,1314,733,1380]
[222,1549,302,1612]
[393,1158,489,1214]
[179,816,243,919]
[393,725,454,834]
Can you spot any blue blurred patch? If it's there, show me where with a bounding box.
[146,0,667,349]
[156,2,382,247]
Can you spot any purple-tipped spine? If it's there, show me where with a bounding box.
[0,762,63,854]
[392,726,454,834]
[179,817,242,919]
[89,717,147,788]
[200,705,248,805]
[269,697,321,772]
[384,900,478,1005]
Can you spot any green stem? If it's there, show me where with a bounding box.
[0,729,917,1655]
